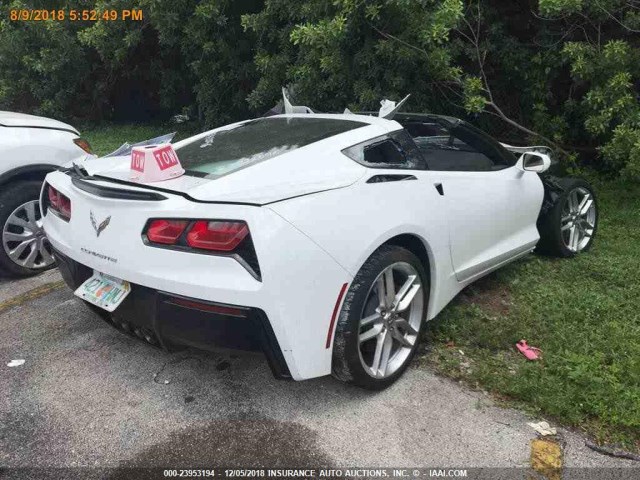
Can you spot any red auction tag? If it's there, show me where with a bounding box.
[130,144,184,183]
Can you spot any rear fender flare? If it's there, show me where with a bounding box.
[0,164,58,189]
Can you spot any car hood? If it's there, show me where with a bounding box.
[0,111,79,134]
[81,150,366,205]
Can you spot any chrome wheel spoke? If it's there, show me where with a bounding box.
[7,214,31,230]
[568,191,578,212]
[3,231,33,242]
[358,261,425,380]
[390,320,416,347]
[376,276,387,308]
[40,245,54,264]
[576,194,589,214]
[23,244,39,268]
[395,284,421,312]
[393,275,416,304]
[579,198,593,216]
[370,329,388,376]
[360,312,382,327]
[3,200,55,270]
[568,226,579,251]
[560,187,596,254]
[8,240,33,260]
[359,323,383,343]
[391,328,414,348]
[581,218,595,229]
[394,318,418,336]
[371,329,393,378]
[24,201,37,224]
[383,269,395,307]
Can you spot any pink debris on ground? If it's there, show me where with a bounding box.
[516,340,542,360]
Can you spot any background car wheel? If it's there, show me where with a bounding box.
[0,180,55,277]
[537,177,598,258]
[332,245,429,390]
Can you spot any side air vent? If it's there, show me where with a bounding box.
[71,177,168,201]
[367,174,417,184]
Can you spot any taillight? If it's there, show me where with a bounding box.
[143,218,260,279]
[146,220,189,244]
[47,185,72,221]
[73,137,93,154]
[186,221,249,251]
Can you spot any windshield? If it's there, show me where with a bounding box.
[176,117,367,178]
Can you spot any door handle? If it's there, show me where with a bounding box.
[434,183,444,196]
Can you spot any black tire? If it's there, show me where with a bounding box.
[0,180,54,277]
[537,177,598,258]
[332,245,429,390]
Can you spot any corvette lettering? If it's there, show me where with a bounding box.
[80,247,117,263]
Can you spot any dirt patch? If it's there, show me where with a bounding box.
[457,274,512,316]
[107,420,335,476]
[0,281,65,315]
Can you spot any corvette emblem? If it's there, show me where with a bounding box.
[90,211,111,238]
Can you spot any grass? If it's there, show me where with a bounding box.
[79,124,639,450]
[81,123,200,156]
[420,177,640,451]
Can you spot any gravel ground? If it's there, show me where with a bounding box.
[0,271,638,477]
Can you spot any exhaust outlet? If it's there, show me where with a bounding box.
[140,328,157,345]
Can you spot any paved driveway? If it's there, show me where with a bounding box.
[0,271,637,475]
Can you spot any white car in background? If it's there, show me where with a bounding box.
[42,111,597,389]
[0,111,93,277]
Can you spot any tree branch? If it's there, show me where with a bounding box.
[595,0,640,32]
[370,4,570,156]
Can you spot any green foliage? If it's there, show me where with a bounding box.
[462,76,485,113]
[0,0,639,178]
[81,122,200,156]
[242,0,463,113]
[0,0,256,125]
[601,125,640,180]
[536,3,640,178]
[0,0,90,118]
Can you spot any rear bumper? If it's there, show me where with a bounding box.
[54,248,291,379]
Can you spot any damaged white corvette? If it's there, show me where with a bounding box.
[41,96,597,389]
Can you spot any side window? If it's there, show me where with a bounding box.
[404,121,513,172]
[342,131,426,170]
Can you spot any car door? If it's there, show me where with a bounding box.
[404,119,543,282]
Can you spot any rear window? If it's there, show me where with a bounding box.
[176,117,367,178]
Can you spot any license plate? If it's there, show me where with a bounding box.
[74,271,131,312]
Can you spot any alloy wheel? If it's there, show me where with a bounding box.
[560,187,596,253]
[358,262,424,379]
[2,200,55,270]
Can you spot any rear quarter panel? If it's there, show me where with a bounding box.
[268,172,459,320]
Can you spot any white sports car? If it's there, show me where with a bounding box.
[0,111,93,277]
[42,110,597,389]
